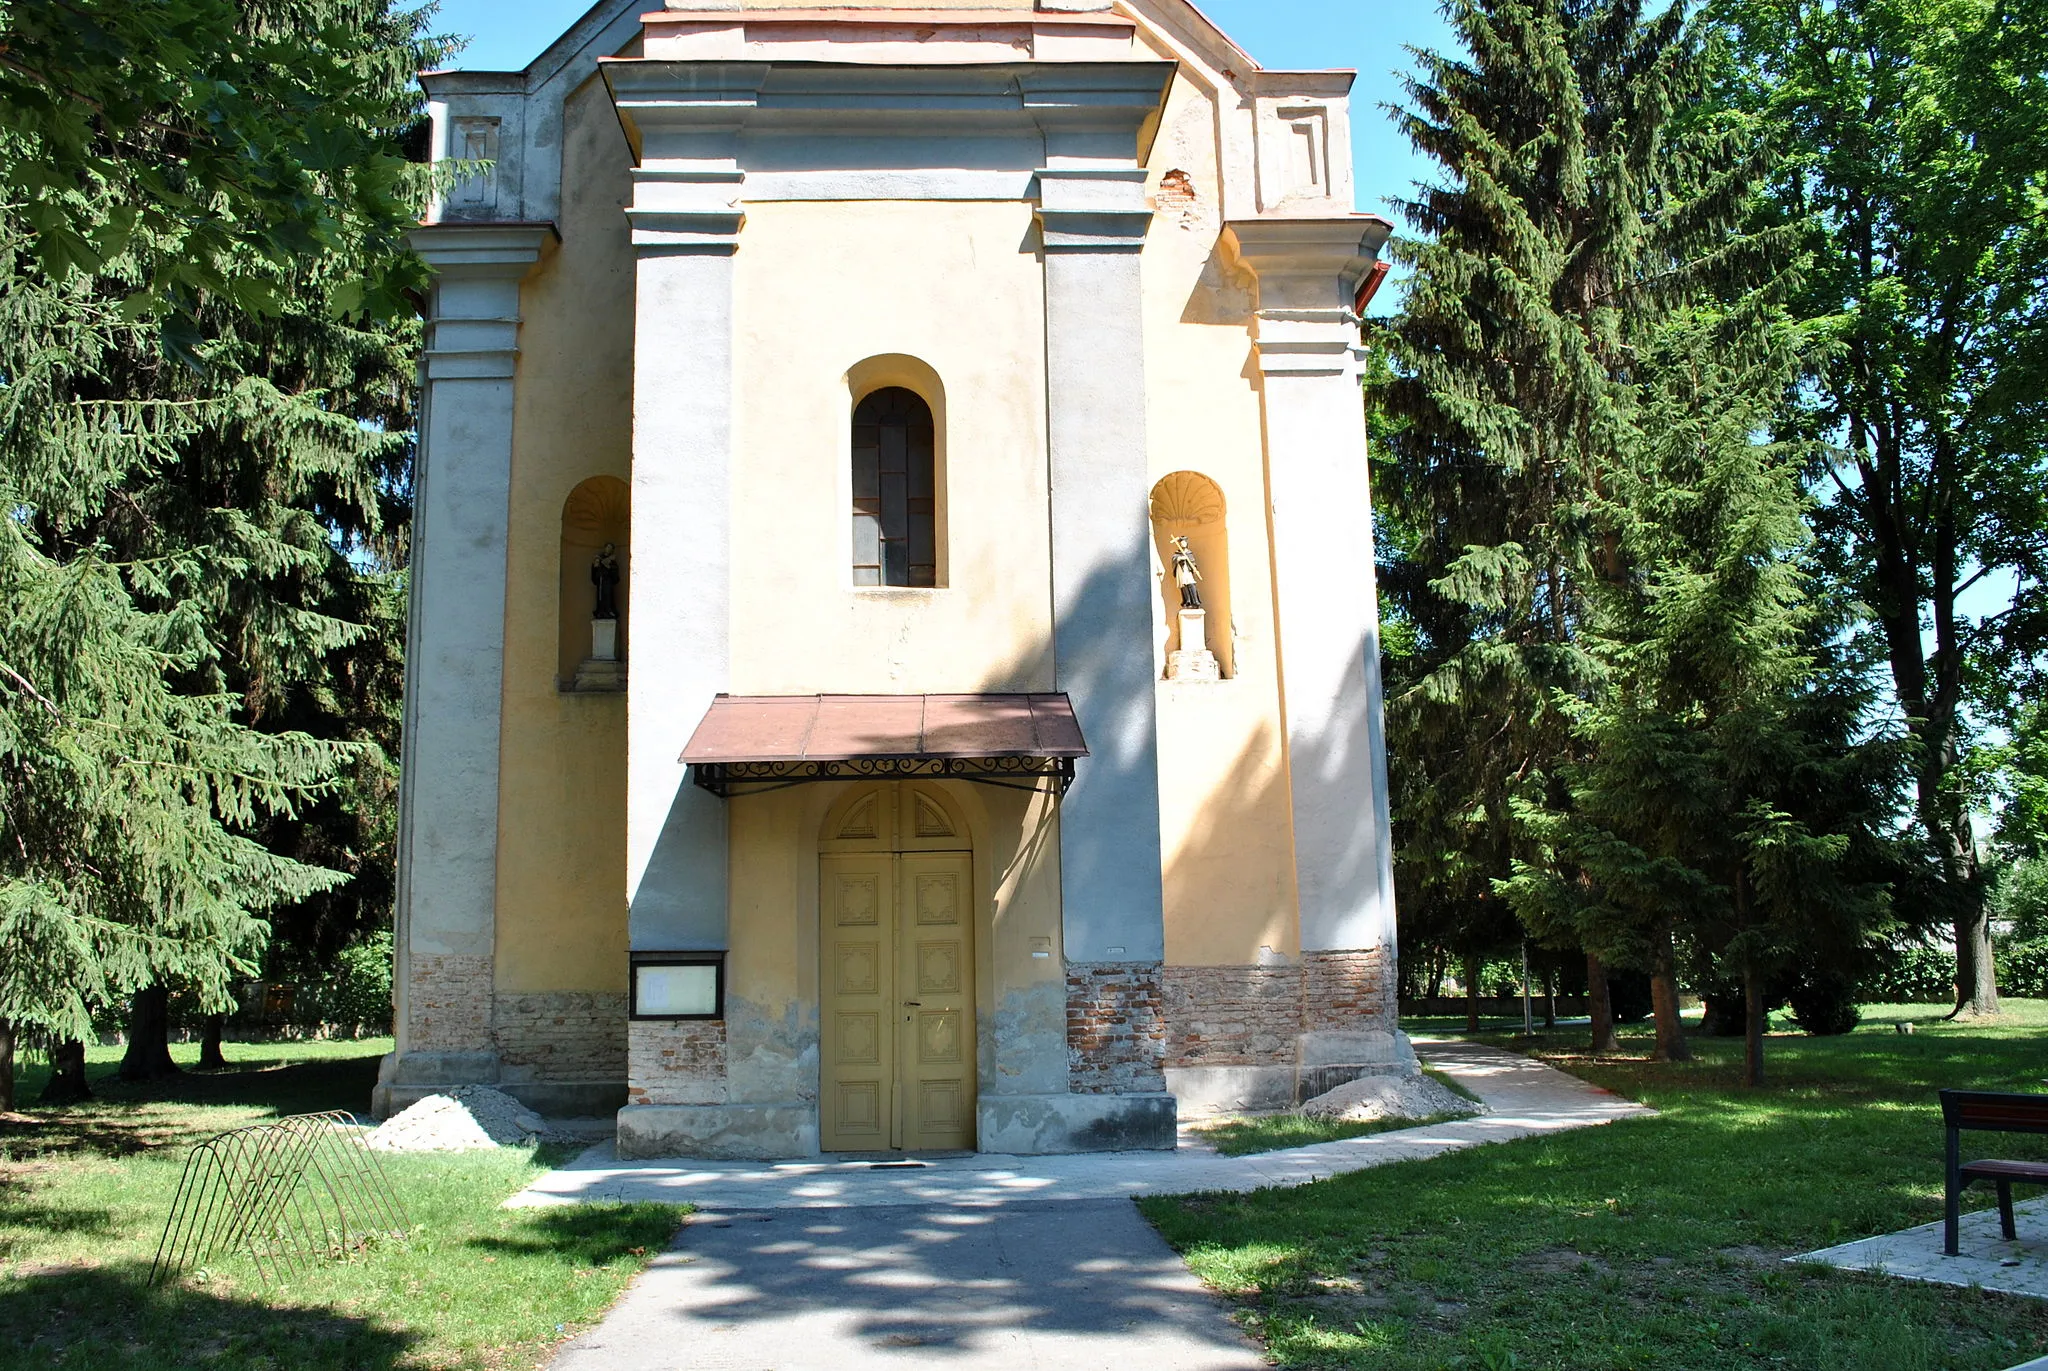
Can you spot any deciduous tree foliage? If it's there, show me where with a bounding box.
[0,0,439,1100]
[1718,0,2048,1017]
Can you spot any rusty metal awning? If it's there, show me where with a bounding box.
[682,693,1088,797]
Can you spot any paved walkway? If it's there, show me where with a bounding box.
[1795,1194,2048,1301]
[513,1043,1649,1212]
[537,1044,1650,1369]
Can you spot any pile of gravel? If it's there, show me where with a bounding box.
[367,1086,552,1152]
[1300,1071,1484,1125]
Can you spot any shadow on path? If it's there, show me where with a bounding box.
[552,1197,1262,1370]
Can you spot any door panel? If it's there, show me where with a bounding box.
[897,853,975,1151]
[821,855,895,1151]
[820,786,976,1154]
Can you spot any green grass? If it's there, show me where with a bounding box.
[1,1039,680,1371]
[1142,1001,2048,1371]
[1195,1072,1486,1157]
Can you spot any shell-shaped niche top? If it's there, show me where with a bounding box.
[1149,471,1225,528]
[563,474,630,539]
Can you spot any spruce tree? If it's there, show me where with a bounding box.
[1501,309,1907,1084]
[0,0,439,1099]
[1380,0,1778,1058]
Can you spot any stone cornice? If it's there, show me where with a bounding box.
[1223,217,1394,377]
[410,225,556,380]
[1223,216,1393,315]
[408,223,558,279]
[1036,167,1150,252]
[603,60,1176,197]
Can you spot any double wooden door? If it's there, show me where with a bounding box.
[820,851,976,1152]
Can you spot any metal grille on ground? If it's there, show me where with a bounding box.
[149,1110,410,1287]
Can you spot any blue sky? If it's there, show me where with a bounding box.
[425,0,1458,223]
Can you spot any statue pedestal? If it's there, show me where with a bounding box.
[573,617,625,692]
[1166,608,1220,683]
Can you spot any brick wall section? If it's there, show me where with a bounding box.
[1162,965,1301,1068]
[495,992,627,1083]
[408,954,494,1052]
[1301,949,1396,1033]
[1066,961,1167,1094]
[1164,949,1397,1069]
[627,1020,730,1105]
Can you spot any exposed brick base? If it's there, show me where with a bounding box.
[408,954,495,1053]
[495,992,627,1083]
[1302,948,1397,1034]
[627,1020,730,1105]
[1066,962,1167,1094]
[1164,947,1395,1069]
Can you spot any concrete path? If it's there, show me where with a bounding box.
[550,1199,1265,1371]
[1794,1193,2048,1300]
[537,1044,1649,1370]
[513,1043,1650,1212]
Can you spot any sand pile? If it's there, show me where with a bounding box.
[1301,1072,1484,1125]
[367,1086,552,1152]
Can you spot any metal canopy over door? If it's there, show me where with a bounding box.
[820,784,976,1152]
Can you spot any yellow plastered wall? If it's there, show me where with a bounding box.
[1143,74,1302,966]
[728,200,1053,695]
[494,77,636,995]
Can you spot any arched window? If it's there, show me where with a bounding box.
[851,386,936,587]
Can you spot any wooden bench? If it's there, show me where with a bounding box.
[1942,1089,2048,1256]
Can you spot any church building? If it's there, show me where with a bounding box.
[376,0,1412,1159]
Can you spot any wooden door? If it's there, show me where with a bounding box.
[821,854,893,1151]
[896,853,975,1151]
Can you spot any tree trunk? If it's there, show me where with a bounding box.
[1587,952,1620,1054]
[198,1013,228,1071]
[1425,951,1446,1002]
[42,1040,91,1104]
[1543,966,1557,1029]
[120,985,182,1082]
[1649,934,1692,1063]
[1462,954,1481,1032]
[1953,871,2000,1018]
[0,1018,14,1113]
[1742,958,1765,1088]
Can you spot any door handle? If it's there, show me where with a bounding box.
[903,1001,921,1006]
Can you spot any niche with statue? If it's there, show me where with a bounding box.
[559,475,630,692]
[1149,471,1232,681]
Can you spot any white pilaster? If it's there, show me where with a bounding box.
[379,223,552,1112]
[618,83,752,954]
[1227,217,1397,957]
[1036,137,1167,966]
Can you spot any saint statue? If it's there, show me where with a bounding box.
[1170,535,1204,610]
[591,542,621,620]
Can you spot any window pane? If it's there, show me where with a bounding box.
[853,512,881,569]
[636,963,718,1017]
[852,439,879,502]
[852,386,939,588]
